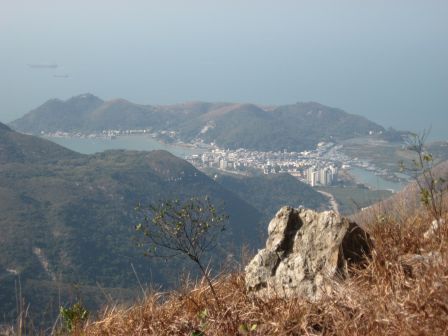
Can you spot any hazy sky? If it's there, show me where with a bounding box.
[1,0,447,139]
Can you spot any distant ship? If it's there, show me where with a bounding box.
[27,63,58,69]
[53,74,69,78]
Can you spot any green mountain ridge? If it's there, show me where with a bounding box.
[9,94,387,152]
[0,125,270,325]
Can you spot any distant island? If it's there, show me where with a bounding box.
[10,93,388,152]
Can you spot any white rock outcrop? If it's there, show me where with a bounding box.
[245,206,372,300]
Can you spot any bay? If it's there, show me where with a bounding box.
[44,135,204,158]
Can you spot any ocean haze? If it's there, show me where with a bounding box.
[1,0,447,139]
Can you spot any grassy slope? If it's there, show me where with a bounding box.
[80,193,448,336]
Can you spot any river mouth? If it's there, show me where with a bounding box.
[349,166,406,192]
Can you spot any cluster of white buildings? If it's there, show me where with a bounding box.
[186,144,341,187]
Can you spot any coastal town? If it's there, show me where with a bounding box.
[41,128,407,190]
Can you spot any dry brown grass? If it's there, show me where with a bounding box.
[80,196,448,336]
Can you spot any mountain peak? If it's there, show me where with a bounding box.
[9,94,105,134]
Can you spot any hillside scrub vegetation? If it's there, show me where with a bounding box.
[76,189,448,336]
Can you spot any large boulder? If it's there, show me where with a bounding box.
[245,206,372,300]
